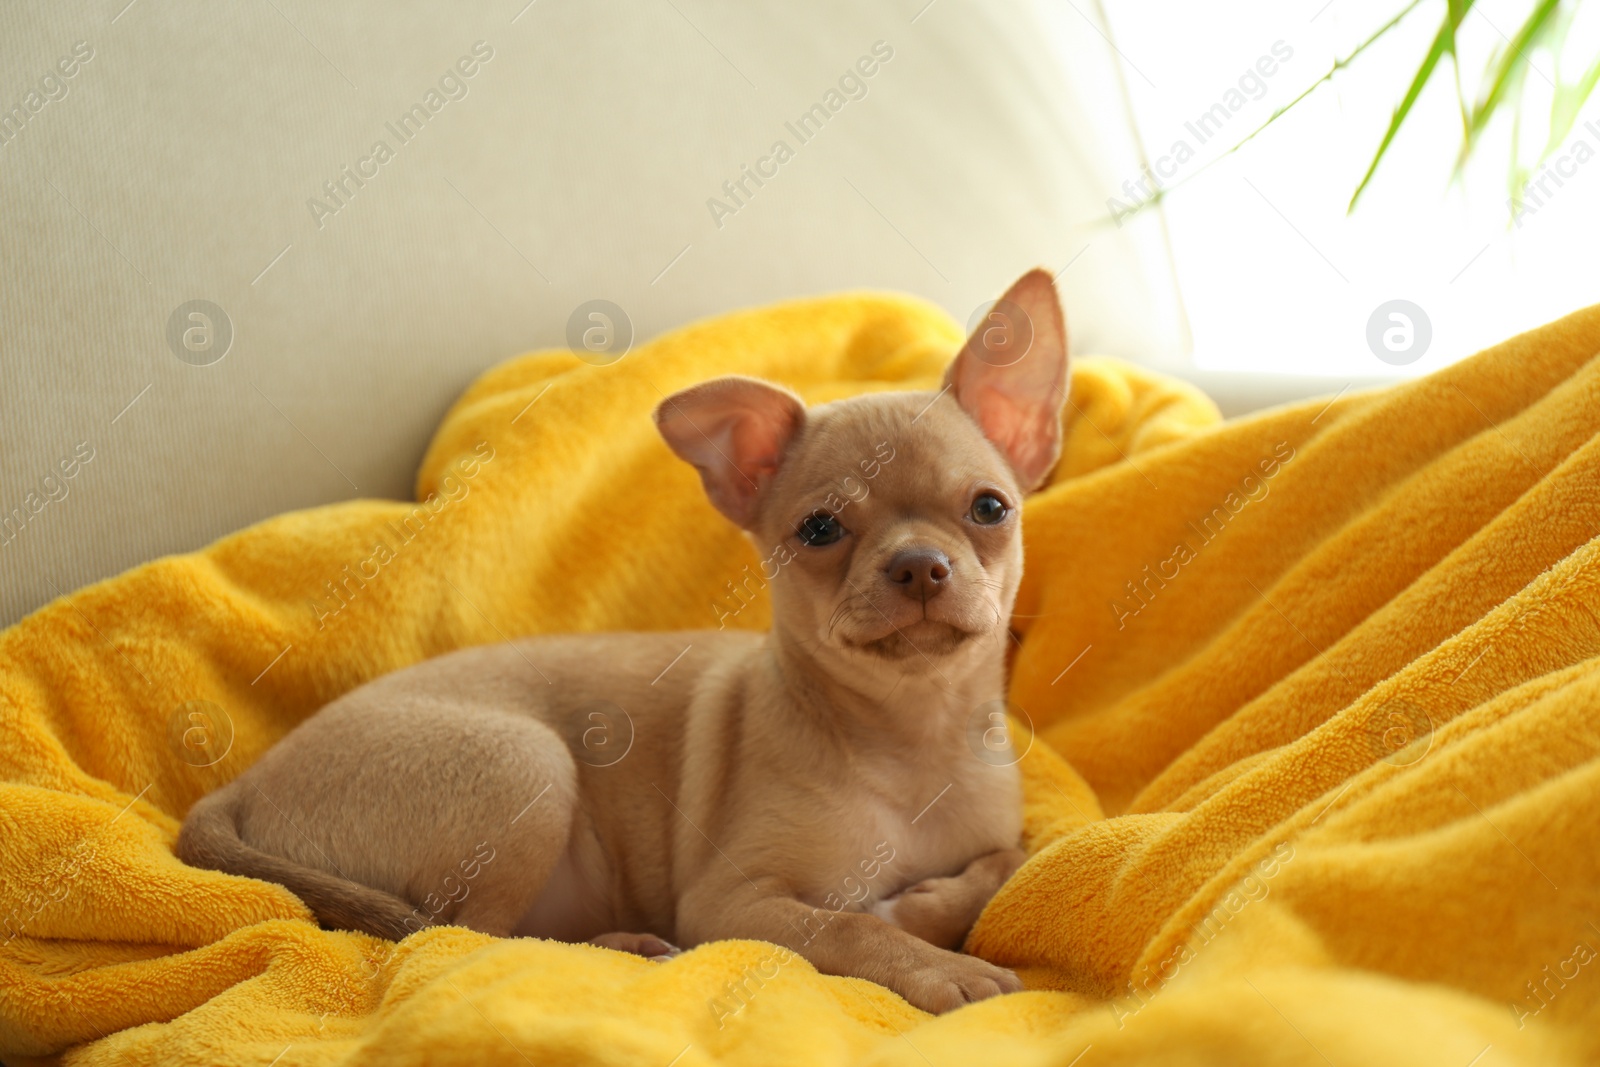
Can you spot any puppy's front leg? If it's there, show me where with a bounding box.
[679,884,1021,1014]
[874,848,1025,950]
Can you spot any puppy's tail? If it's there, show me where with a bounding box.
[178,788,428,941]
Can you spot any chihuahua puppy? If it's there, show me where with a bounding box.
[179,269,1069,1013]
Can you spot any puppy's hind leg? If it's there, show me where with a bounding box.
[210,701,579,941]
[421,710,582,938]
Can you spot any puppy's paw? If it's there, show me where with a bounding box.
[589,931,681,960]
[897,953,1023,1014]
[874,850,1027,949]
[873,876,965,944]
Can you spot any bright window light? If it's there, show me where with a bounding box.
[1098,0,1600,377]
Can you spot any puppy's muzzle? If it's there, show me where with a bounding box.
[886,547,951,603]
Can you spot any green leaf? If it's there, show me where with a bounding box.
[1348,0,1477,212]
[1466,0,1573,218]
[1099,0,1428,226]
[1546,47,1600,155]
[1461,0,1561,160]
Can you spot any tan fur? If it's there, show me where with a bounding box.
[179,270,1069,1014]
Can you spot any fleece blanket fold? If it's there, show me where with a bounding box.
[2,292,1597,1066]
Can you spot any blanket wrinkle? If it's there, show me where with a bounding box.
[2,292,1597,1065]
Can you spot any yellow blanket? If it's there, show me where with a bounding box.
[3,292,1597,1066]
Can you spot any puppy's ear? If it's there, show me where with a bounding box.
[655,376,806,529]
[943,269,1069,491]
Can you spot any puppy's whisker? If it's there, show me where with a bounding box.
[826,594,869,640]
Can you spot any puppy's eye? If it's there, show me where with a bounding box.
[797,511,844,546]
[970,494,1008,525]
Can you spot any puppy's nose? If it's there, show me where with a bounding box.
[886,548,951,601]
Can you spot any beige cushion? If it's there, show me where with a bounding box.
[0,0,1181,625]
